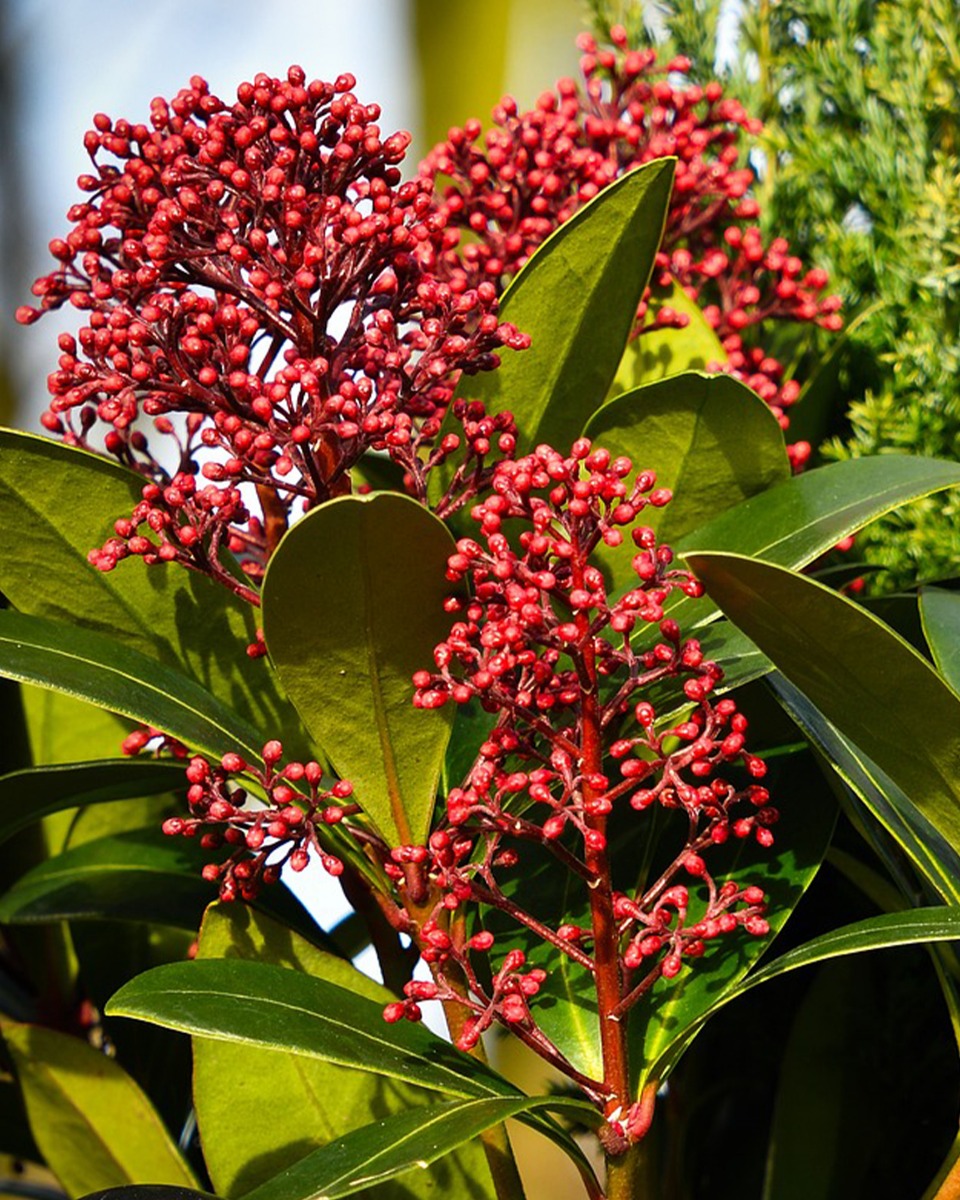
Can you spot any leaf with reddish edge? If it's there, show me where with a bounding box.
[608,279,728,396]
[0,1018,198,1198]
[585,371,789,595]
[192,903,496,1199]
[261,493,457,847]
[236,1094,600,1200]
[684,552,960,851]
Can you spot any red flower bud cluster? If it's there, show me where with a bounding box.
[160,740,354,902]
[382,438,774,1069]
[20,67,526,596]
[419,27,842,464]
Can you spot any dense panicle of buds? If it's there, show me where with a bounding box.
[419,29,842,465]
[20,67,526,598]
[383,437,775,1069]
[151,738,355,902]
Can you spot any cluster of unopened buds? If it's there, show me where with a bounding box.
[421,25,843,467]
[374,438,776,1076]
[18,66,526,597]
[153,739,355,902]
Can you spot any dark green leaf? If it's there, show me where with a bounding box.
[608,280,727,395]
[262,494,456,846]
[0,760,185,847]
[459,159,676,451]
[920,587,960,694]
[238,1094,599,1200]
[0,1074,40,1163]
[106,958,518,1100]
[0,429,292,737]
[585,372,789,593]
[685,553,960,853]
[0,610,262,760]
[1,1019,198,1197]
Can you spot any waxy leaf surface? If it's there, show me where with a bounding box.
[0,610,262,760]
[585,371,789,593]
[0,1019,197,1198]
[920,587,960,694]
[461,158,676,451]
[193,904,494,1199]
[262,494,456,846]
[0,760,185,847]
[686,553,960,851]
[107,958,518,1099]
[239,1094,599,1200]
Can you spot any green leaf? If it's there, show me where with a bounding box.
[238,1094,599,1200]
[770,674,960,906]
[192,904,495,1199]
[0,429,292,738]
[0,760,185,847]
[684,553,960,852]
[0,609,262,760]
[609,280,727,395]
[672,456,960,622]
[0,1074,40,1164]
[639,751,836,1086]
[262,494,456,846]
[460,159,676,451]
[0,1019,197,1198]
[0,829,216,929]
[585,372,789,593]
[106,958,518,1100]
[920,587,960,693]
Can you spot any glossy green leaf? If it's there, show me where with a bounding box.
[0,760,185,847]
[239,1093,599,1200]
[0,1019,197,1198]
[106,958,518,1100]
[0,429,293,737]
[193,904,495,1199]
[585,372,789,592]
[770,674,960,906]
[669,456,960,628]
[609,280,727,395]
[262,494,456,846]
[460,159,676,451]
[639,751,836,1086]
[0,609,262,760]
[920,587,960,693]
[686,553,960,851]
[0,829,216,929]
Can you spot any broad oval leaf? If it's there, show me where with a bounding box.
[0,429,293,737]
[0,759,185,847]
[262,493,456,846]
[585,371,789,593]
[609,280,727,395]
[238,1094,600,1200]
[106,958,518,1100]
[685,553,960,852]
[0,609,262,760]
[459,158,676,451]
[0,1019,197,1198]
[192,904,495,1199]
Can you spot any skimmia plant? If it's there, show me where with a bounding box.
[5,30,960,1200]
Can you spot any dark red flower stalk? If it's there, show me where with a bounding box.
[18,67,525,599]
[419,26,842,468]
[382,438,774,1133]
